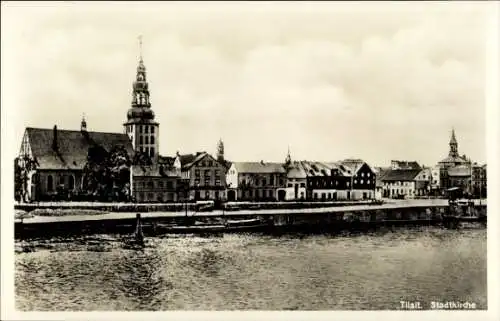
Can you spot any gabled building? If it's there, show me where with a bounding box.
[17,123,134,202]
[301,161,352,201]
[131,164,180,203]
[338,159,377,200]
[175,151,227,201]
[414,167,432,196]
[226,161,287,201]
[380,169,421,199]
[284,161,308,201]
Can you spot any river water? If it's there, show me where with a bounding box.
[15,227,486,310]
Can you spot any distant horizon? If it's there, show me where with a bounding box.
[3,2,489,168]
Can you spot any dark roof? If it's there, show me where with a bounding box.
[232,162,286,174]
[132,164,180,177]
[158,155,176,166]
[339,159,375,175]
[391,160,421,170]
[380,169,421,182]
[25,127,134,170]
[222,160,232,171]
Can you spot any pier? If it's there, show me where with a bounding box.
[14,199,487,239]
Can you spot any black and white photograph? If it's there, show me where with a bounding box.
[1,1,499,320]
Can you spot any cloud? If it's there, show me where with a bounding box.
[2,2,492,166]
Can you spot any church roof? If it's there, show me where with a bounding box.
[439,155,468,164]
[24,127,134,170]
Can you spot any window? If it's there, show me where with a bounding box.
[47,175,54,191]
[361,173,365,177]
[262,178,267,186]
[354,179,357,184]
[208,161,212,167]
[59,175,65,186]
[215,170,220,177]
[158,181,163,188]
[195,170,200,177]
[205,191,210,199]
[288,183,293,187]
[140,136,143,144]
[145,136,149,144]
[68,175,75,190]
[314,193,318,199]
[148,192,154,200]
[347,182,350,187]
[204,170,211,177]
[215,179,221,186]
[367,180,370,184]
[300,183,305,188]
[145,126,149,133]
[361,179,364,184]
[151,136,155,144]
[367,173,371,177]
[167,181,173,189]
[150,148,155,157]
[270,176,275,185]
[195,178,200,185]
[145,147,149,156]
[279,179,284,185]
[148,181,154,188]
[335,180,339,186]
[139,125,143,133]
[151,126,155,133]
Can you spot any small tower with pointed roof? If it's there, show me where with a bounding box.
[449,127,458,158]
[123,36,160,161]
[284,145,292,169]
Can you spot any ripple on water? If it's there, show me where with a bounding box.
[15,228,487,310]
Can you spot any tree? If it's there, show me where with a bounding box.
[14,155,39,203]
[82,144,132,202]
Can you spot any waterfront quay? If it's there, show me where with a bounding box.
[14,199,487,239]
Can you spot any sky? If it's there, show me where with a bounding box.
[1,1,496,167]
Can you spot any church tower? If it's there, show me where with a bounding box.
[124,36,159,161]
[448,127,458,158]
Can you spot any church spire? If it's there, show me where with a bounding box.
[449,127,458,157]
[285,145,292,168]
[129,35,153,113]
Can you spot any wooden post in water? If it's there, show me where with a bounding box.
[134,213,144,246]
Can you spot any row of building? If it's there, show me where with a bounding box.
[14,51,487,203]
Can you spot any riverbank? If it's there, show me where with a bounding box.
[14,200,487,239]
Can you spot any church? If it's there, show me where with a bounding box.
[15,42,228,203]
[437,128,486,197]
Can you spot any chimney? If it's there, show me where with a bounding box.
[52,125,58,151]
[176,150,180,157]
[260,160,264,165]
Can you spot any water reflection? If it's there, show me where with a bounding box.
[15,228,487,310]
